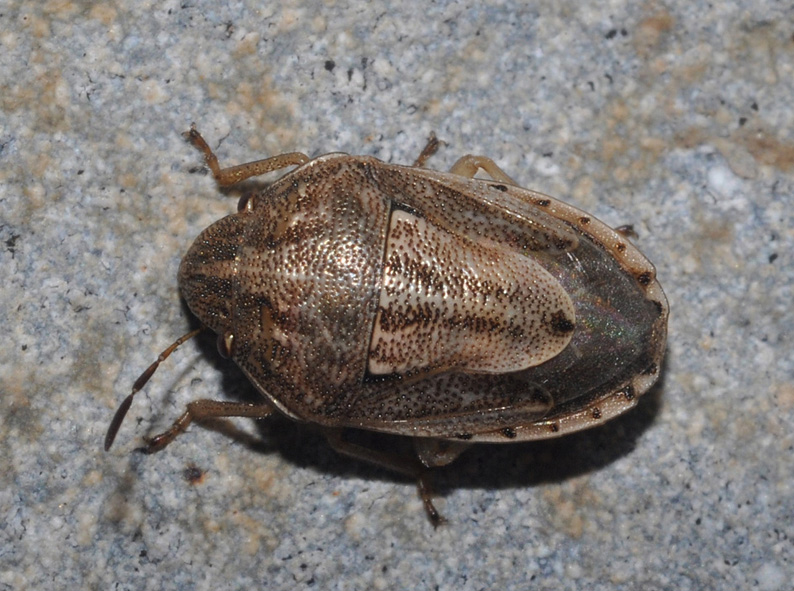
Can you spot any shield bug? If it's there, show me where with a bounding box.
[105,127,668,525]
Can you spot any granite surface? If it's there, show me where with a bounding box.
[2,1,793,590]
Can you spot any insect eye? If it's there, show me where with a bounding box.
[217,331,235,358]
[237,194,254,212]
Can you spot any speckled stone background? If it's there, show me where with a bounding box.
[2,1,792,590]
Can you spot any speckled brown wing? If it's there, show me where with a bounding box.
[331,162,668,441]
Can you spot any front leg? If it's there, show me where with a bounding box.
[142,399,276,453]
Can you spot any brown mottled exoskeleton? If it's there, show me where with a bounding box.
[106,127,668,525]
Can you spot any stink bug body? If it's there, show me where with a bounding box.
[106,128,668,525]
